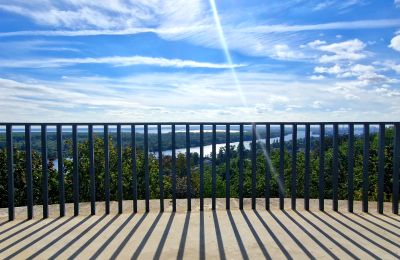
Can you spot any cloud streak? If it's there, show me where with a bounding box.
[0,56,245,69]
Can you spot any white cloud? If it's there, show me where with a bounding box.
[316,39,367,63]
[271,44,305,60]
[309,75,325,80]
[0,56,245,69]
[314,64,343,74]
[389,35,400,52]
[395,0,400,8]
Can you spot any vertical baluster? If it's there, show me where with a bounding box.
[291,124,297,210]
[117,125,123,214]
[144,124,150,212]
[104,125,110,214]
[72,124,79,216]
[186,124,191,211]
[393,123,400,215]
[57,124,65,217]
[226,124,230,210]
[89,124,96,215]
[332,124,339,212]
[279,124,285,210]
[252,123,257,210]
[6,124,14,221]
[239,124,244,210]
[158,124,164,212]
[377,123,385,214]
[362,123,369,213]
[212,124,216,210]
[25,124,33,219]
[265,124,271,210]
[304,124,310,211]
[131,124,137,213]
[172,124,176,212]
[200,124,204,211]
[348,124,354,213]
[41,124,48,218]
[319,124,325,211]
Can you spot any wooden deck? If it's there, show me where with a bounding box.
[1,199,399,259]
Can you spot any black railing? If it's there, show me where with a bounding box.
[1,122,399,221]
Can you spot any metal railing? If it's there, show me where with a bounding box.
[1,122,399,221]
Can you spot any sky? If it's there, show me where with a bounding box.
[0,0,400,122]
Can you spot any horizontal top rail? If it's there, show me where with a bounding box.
[0,121,399,125]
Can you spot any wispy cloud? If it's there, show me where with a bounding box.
[0,56,245,69]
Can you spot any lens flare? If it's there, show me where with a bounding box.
[209,0,285,198]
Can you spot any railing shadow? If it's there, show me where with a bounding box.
[226,210,249,259]
[177,212,191,259]
[281,210,338,260]
[269,210,314,259]
[353,213,400,238]
[367,213,400,230]
[200,211,205,260]
[110,213,148,259]
[2,217,75,259]
[323,212,399,258]
[154,212,175,260]
[336,212,400,248]
[240,210,271,259]
[131,212,162,259]
[0,219,42,243]
[292,210,357,259]
[48,215,106,260]
[253,210,291,259]
[308,211,379,258]
[0,217,64,255]
[69,214,120,259]
[89,213,136,260]
[28,215,93,260]
[212,211,226,260]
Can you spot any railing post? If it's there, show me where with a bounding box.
[6,124,14,221]
[252,123,257,210]
[131,124,137,213]
[393,123,400,215]
[304,124,310,211]
[158,124,164,212]
[25,124,33,219]
[57,124,65,217]
[89,124,96,215]
[362,123,369,213]
[332,123,339,212]
[72,124,79,216]
[239,124,244,210]
[186,124,191,211]
[117,125,123,214]
[319,124,325,211]
[144,124,150,212]
[265,124,270,210]
[226,124,230,210]
[172,124,176,212]
[41,124,48,218]
[348,123,354,213]
[104,125,110,215]
[377,123,385,214]
[279,124,285,210]
[212,124,216,210]
[200,124,204,211]
[291,124,297,210]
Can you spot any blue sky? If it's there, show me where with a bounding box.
[0,0,400,122]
